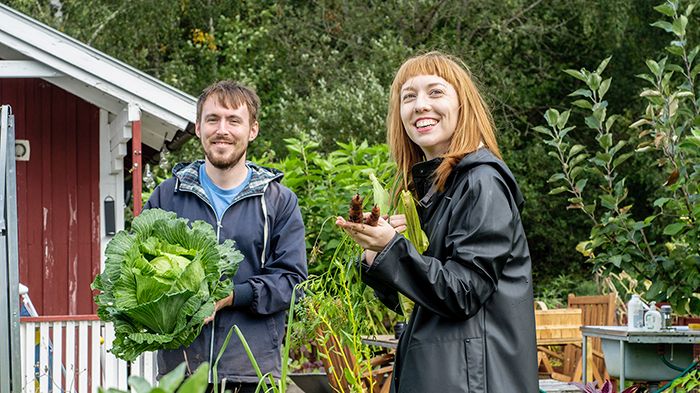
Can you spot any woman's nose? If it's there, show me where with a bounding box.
[414,95,431,112]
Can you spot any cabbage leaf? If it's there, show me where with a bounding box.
[91,208,242,361]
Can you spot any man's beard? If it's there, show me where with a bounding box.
[203,140,247,170]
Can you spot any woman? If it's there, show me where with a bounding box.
[336,52,538,392]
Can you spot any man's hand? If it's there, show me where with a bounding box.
[203,292,234,325]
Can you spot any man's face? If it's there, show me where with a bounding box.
[195,96,258,170]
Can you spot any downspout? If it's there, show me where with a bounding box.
[129,104,142,216]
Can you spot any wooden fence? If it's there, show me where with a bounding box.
[19,315,156,393]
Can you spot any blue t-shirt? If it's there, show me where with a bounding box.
[199,164,251,220]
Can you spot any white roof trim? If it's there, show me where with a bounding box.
[0,3,196,147]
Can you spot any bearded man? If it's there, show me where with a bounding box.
[145,81,307,393]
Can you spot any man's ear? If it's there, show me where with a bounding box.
[249,121,259,141]
[195,121,201,138]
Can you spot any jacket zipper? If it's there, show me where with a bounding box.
[179,187,265,383]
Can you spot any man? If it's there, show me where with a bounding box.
[145,80,307,392]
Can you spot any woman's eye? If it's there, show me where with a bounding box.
[402,94,415,101]
[430,89,444,96]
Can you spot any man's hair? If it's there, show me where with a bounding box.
[386,51,501,197]
[196,80,261,124]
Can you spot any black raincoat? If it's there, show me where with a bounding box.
[362,148,538,392]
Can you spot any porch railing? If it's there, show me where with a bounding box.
[19,315,157,393]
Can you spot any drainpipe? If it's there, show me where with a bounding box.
[129,104,142,216]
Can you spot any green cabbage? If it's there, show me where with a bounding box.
[91,208,242,361]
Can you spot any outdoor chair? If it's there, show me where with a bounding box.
[565,293,618,385]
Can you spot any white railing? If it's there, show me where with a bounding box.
[19,315,157,393]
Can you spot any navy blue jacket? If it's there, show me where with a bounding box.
[145,160,307,383]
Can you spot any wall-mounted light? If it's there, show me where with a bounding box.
[104,196,116,236]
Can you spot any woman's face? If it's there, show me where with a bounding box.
[399,74,459,160]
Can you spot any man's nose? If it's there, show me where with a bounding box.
[215,119,229,133]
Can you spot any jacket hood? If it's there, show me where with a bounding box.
[171,160,283,204]
[454,148,525,209]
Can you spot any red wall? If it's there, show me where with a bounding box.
[0,78,100,315]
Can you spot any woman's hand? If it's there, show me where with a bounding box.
[336,213,407,265]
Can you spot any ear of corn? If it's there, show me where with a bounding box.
[397,190,429,254]
[369,173,391,214]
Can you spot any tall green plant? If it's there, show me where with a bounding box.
[536,0,700,314]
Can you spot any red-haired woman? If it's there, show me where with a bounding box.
[337,52,538,392]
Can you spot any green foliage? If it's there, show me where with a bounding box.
[91,209,242,361]
[257,135,394,274]
[291,235,398,392]
[5,0,686,306]
[99,362,209,393]
[664,368,700,392]
[537,1,700,314]
[535,273,602,309]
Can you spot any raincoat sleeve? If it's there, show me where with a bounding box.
[363,172,517,320]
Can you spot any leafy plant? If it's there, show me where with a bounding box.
[91,208,242,361]
[99,362,209,393]
[570,380,640,393]
[535,0,700,314]
[663,367,700,392]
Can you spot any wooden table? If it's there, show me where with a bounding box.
[361,335,398,393]
[361,334,398,349]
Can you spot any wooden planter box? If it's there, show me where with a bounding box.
[536,308,582,345]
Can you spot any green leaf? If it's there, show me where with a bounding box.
[605,115,618,131]
[572,99,593,109]
[128,376,153,393]
[568,144,586,159]
[651,20,675,33]
[159,363,187,392]
[613,152,633,169]
[654,2,676,17]
[569,89,592,98]
[557,110,571,129]
[646,59,662,76]
[663,222,686,235]
[647,280,665,299]
[610,255,622,268]
[533,126,553,136]
[598,78,612,99]
[653,197,671,207]
[563,69,587,82]
[597,133,613,149]
[544,108,560,128]
[596,56,612,75]
[176,363,209,393]
[548,186,569,195]
[547,173,566,183]
[575,178,588,193]
[585,115,601,130]
[672,15,688,36]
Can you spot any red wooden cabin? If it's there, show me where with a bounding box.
[0,3,196,317]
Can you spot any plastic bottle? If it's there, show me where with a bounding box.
[644,301,662,331]
[627,294,644,330]
[660,305,673,329]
